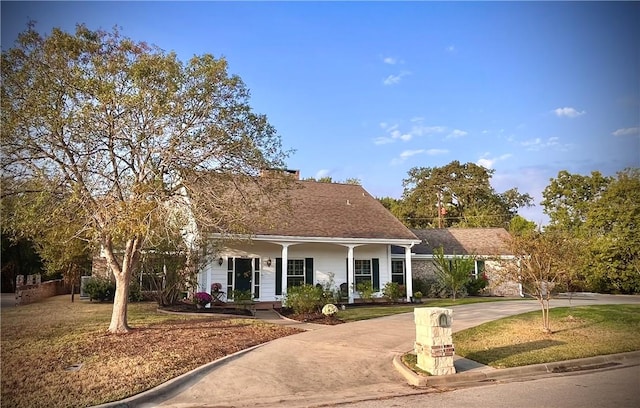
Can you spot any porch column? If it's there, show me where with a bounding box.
[405,245,413,302]
[281,243,290,299]
[347,245,356,304]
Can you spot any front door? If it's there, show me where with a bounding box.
[234,258,252,293]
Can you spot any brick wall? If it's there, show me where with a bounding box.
[15,278,70,305]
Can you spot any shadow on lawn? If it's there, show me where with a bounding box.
[464,339,566,365]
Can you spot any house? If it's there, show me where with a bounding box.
[196,171,421,305]
[392,228,522,297]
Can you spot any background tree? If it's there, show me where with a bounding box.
[397,161,533,228]
[541,170,612,233]
[1,24,288,333]
[582,168,640,293]
[508,215,537,236]
[541,168,639,294]
[432,246,475,301]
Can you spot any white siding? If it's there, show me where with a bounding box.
[200,241,392,302]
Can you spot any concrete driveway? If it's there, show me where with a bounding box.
[1,293,16,309]
[149,295,640,408]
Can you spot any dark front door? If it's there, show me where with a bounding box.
[234,258,252,293]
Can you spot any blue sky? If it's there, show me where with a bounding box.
[2,1,639,225]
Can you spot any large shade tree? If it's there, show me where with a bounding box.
[1,24,289,333]
[394,161,533,228]
[541,169,639,293]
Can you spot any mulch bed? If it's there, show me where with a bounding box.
[161,303,254,317]
[278,309,345,325]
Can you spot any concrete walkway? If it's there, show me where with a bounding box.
[101,294,640,408]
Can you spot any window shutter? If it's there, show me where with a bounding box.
[345,258,349,289]
[305,258,314,285]
[275,258,282,295]
[372,258,380,291]
[227,257,233,271]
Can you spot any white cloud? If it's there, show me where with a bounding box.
[400,149,425,159]
[477,153,512,169]
[373,137,394,145]
[553,107,585,118]
[520,137,569,151]
[426,149,449,155]
[383,56,397,65]
[445,45,456,53]
[446,129,468,139]
[315,169,331,179]
[612,127,640,137]
[382,71,410,86]
[477,158,494,169]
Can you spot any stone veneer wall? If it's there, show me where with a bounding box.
[15,278,69,306]
[411,258,521,297]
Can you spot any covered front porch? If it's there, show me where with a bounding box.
[199,235,418,304]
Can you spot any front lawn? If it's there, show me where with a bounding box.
[453,304,640,368]
[337,297,520,322]
[1,296,301,408]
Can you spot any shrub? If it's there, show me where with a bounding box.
[382,282,404,303]
[284,284,323,315]
[128,279,144,302]
[428,279,467,299]
[465,273,488,296]
[84,277,115,302]
[355,280,374,302]
[231,289,253,302]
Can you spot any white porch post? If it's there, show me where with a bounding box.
[405,245,413,302]
[281,244,290,299]
[347,245,355,304]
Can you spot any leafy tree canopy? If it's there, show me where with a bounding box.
[392,161,533,228]
[1,24,289,333]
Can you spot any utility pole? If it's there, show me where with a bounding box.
[437,190,443,229]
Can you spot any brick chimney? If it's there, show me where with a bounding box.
[260,168,300,180]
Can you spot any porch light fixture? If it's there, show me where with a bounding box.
[266,258,272,267]
[218,257,224,266]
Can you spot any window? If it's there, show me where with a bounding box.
[354,259,372,285]
[474,260,485,279]
[287,259,305,288]
[391,260,405,285]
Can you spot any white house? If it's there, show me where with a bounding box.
[194,171,420,305]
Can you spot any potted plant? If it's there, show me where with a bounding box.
[211,282,222,293]
[194,292,213,309]
[411,291,423,304]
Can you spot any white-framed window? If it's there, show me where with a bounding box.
[474,260,485,279]
[391,260,405,285]
[354,259,372,285]
[287,259,305,288]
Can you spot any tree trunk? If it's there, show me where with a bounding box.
[108,270,131,334]
[103,236,142,334]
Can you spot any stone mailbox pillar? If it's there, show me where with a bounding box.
[414,307,455,376]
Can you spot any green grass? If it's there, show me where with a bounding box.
[453,304,640,368]
[337,297,520,322]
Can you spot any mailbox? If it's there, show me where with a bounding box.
[414,307,456,375]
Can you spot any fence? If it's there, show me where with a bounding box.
[15,275,70,305]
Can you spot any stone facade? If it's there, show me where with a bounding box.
[412,258,521,297]
[414,307,455,375]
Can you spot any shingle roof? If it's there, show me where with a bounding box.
[392,228,512,255]
[256,181,419,240]
[183,172,418,241]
